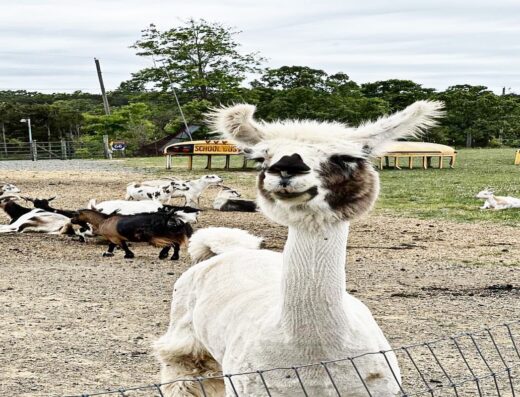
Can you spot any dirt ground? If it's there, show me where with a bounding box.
[1,163,520,396]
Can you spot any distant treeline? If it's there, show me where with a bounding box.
[1,20,519,152]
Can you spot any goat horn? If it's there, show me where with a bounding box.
[48,196,57,201]
[20,196,34,202]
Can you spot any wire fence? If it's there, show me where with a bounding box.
[0,140,106,160]
[65,321,520,397]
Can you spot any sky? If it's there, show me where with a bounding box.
[0,0,518,94]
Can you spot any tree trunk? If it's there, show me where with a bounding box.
[46,123,51,153]
[465,131,472,148]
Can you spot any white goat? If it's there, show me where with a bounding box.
[171,175,223,208]
[0,208,72,234]
[476,188,520,210]
[0,182,21,195]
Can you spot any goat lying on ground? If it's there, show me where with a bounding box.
[0,195,32,224]
[0,182,20,195]
[126,180,189,202]
[213,186,257,212]
[22,196,78,218]
[0,197,73,234]
[171,174,223,208]
[476,188,520,210]
[87,199,163,215]
[71,208,196,259]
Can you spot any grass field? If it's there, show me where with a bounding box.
[122,148,520,224]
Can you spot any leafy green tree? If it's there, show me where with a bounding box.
[123,19,264,101]
[252,66,328,90]
[361,79,436,111]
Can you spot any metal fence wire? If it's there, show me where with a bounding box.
[64,321,520,397]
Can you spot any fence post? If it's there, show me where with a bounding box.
[61,140,67,160]
[103,135,112,159]
[31,140,38,161]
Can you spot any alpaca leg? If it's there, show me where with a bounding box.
[155,281,224,396]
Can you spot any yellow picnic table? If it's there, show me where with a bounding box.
[378,142,457,170]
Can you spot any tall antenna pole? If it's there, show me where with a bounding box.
[152,57,192,140]
[94,58,111,115]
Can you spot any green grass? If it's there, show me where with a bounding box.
[121,149,520,225]
[377,148,520,224]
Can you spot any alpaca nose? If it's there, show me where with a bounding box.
[268,154,310,175]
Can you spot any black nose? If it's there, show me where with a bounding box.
[268,154,310,175]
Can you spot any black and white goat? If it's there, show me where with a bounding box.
[0,195,32,224]
[0,196,73,234]
[22,196,78,218]
[213,186,257,212]
[71,207,198,260]
[126,180,189,203]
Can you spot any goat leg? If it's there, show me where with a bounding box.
[102,243,117,257]
[159,247,170,260]
[170,243,180,260]
[120,241,135,259]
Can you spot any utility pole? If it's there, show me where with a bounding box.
[94,58,111,115]
[1,122,7,156]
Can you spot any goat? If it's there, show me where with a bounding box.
[213,186,257,212]
[171,174,223,208]
[22,196,78,218]
[125,181,189,203]
[0,182,21,195]
[0,195,32,224]
[0,207,73,234]
[476,188,520,210]
[71,208,195,260]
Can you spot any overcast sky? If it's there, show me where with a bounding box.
[0,0,518,94]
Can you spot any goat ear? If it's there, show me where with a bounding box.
[21,196,34,203]
[348,100,444,155]
[48,196,56,201]
[208,104,264,146]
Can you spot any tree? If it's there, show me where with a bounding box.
[123,19,264,101]
[361,79,436,111]
[252,66,328,90]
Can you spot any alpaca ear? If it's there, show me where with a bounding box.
[349,100,445,155]
[209,104,264,146]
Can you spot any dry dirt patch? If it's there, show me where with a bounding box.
[1,166,519,396]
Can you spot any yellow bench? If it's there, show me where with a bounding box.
[378,142,457,170]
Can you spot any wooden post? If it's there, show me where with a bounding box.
[31,140,38,161]
[379,156,384,169]
[422,156,427,169]
[188,155,193,170]
[242,155,248,169]
[166,154,171,169]
[394,156,401,170]
[61,140,67,160]
[1,122,7,156]
[207,155,212,170]
[225,155,230,169]
[438,156,443,169]
[408,156,413,169]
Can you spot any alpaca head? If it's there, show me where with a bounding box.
[211,101,443,228]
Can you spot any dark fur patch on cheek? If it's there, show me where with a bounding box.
[257,170,275,203]
[319,157,379,219]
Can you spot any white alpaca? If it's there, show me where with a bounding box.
[476,188,520,210]
[155,101,444,396]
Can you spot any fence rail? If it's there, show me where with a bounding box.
[0,139,108,160]
[64,321,520,397]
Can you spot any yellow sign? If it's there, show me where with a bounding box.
[193,140,240,155]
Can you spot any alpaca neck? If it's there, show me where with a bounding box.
[280,221,350,340]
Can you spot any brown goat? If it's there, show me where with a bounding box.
[71,208,193,259]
